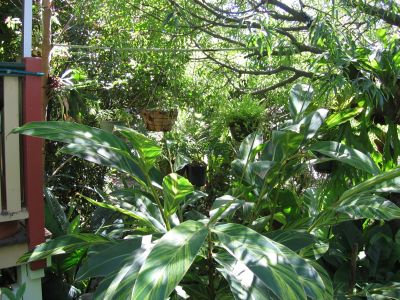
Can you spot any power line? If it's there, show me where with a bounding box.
[52,43,252,53]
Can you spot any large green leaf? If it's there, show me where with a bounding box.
[215,250,279,300]
[209,195,244,224]
[80,194,165,233]
[76,238,143,280]
[163,173,194,217]
[325,107,363,128]
[12,121,146,182]
[289,84,313,119]
[237,132,264,161]
[95,243,153,300]
[339,167,400,202]
[115,126,161,170]
[310,141,380,175]
[266,230,317,252]
[284,109,328,141]
[334,194,400,221]
[131,220,208,300]
[18,234,112,263]
[111,189,166,230]
[213,223,329,300]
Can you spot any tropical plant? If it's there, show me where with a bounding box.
[96,108,133,124]
[12,84,400,299]
[219,95,265,141]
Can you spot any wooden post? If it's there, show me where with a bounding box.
[23,57,45,270]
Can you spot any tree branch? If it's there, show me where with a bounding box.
[344,0,400,27]
[248,73,303,94]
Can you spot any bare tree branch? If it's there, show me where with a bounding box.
[248,73,303,94]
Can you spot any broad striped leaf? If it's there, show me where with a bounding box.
[266,230,316,252]
[95,244,153,300]
[307,260,334,300]
[163,173,194,217]
[335,194,400,220]
[12,121,146,182]
[215,250,279,300]
[289,84,313,119]
[325,107,363,128]
[213,223,328,300]
[339,167,400,202]
[310,141,380,175]
[115,126,161,170]
[132,220,208,300]
[111,189,166,231]
[76,238,143,280]
[209,195,244,224]
[81,194,165,232]
[18,234,112,263]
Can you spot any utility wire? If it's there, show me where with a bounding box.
[52,43,252,53]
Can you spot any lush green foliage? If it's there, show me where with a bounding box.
[13,88,400,298]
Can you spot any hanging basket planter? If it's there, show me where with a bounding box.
[229,121,258,142]
[187,163,207,187]
[312,153,337,174]
[140,109,178,132]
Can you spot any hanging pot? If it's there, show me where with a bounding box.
[0,220,19,240]
[187,164,207,187]
[312,153,337,174]
[229,120,258,141]
[100,120,126,132]
[140,109,178,132]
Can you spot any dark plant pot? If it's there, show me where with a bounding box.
[187,164,207,187]
[0,221,19,240]
[371,96,400,125]
[229,120,258,141]
[312,153,337,174]
[140,109,178,132]
[100,120,126,132]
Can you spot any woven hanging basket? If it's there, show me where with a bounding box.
[140,109,178,132]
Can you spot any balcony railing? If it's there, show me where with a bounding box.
[0,75,27,222]
[0,60,44,270]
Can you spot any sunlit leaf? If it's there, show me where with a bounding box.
[132,220,208,300]
[310,141,380,175]
[289,84,313,119]
[213,223,329,300]
[12,121,146,182]
[18,234,112,263]
[115,126,161,170]
[163,173,194,217]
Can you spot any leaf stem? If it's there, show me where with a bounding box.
[207,233,215,300]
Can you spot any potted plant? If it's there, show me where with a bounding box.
[221,96,265,141]
[97,108,133,132]
[168,110,210,186]
[136,67,180,132]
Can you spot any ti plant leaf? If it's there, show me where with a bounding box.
[131,220,208,300]
[213,223,329,300]
[289,84,313,120]
[115,126,161,170]
[80,194,166,233]
[209,195,245,224]
[334,194,400,221]
[78,238,153,300]
[12,121,147,182]
[310,141,380,175]
[163,173,194,217]
[17,234,112,263]
[215,249,279,300]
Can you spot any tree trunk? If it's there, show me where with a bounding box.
[41,0,52,118]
